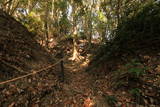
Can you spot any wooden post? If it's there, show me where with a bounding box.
[60,50,64,82]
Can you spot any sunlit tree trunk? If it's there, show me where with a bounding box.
[28,0,32,13]
[51,0,54,17]
[71,23,79,60]
[72,38,78,60]
[70,4,79,61]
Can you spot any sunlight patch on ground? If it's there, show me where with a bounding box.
[80,59,90,68]
[65,56,90,73]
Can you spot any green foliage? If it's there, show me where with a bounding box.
[128,68,145,78]
[129,88,141,97]
[22,12,43,34]
[114,80,127,89]
[125,59,147,78]
[59,15,71,34]
[95,21,106,34]
[64,34,72,39]
[114,1,160,50]
[73,0,83,5]
[104,95,117,106]
[97,11,107,22]
[78,31,87,39]
[54,1,67,11]
[90,1,160,71]
[109,59,148,89]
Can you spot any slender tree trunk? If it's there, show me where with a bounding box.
[72,37,78,60]
[52,0,54,17]
[88,10,92,48]
[44,2,49,48]
[71,25,79,61]
[28,0,32,14]
[72,3,79,60]
[88,0,94,49]
[116,0,121,24]
[60,50,64,82]
[102,25,108,43]
[44,22,49,48]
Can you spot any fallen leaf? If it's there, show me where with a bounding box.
[83,98,94,107]
[8,102,15,107]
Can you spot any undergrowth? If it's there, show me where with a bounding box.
[88,1,160,72]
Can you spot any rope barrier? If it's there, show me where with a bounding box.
[0,57,67,85]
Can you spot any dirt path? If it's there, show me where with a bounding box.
[0,58,110,107]
[60,60,110,107]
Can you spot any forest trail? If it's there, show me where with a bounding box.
[1,1,160,106]
[61,58,110,107]
[0,56,109,107]
[1,55,159,107]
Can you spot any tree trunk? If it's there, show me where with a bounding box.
[44,2,49,48]
[101,31,106,43]
[28,0,32,14]
[116,0,121,24]
[71,25,79,61]
[72,37,78,60]
[70,4,79,61]
[88,16,92,48]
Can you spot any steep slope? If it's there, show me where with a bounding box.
[87,2,160,106]
[0,9,53,80]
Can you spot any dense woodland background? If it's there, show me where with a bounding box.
[0,0,160,106]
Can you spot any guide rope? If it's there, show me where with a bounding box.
[0,57,67,85]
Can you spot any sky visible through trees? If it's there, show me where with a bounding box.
[1,0,151,47]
